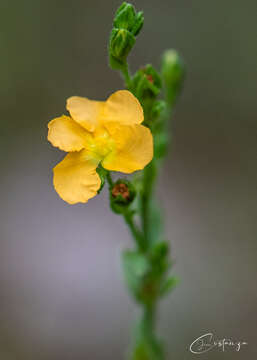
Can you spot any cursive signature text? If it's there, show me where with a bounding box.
[189,332,248,354]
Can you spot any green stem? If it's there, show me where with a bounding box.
[141,160,157,248]
[121,63,131,88]
[106,171,144,250]
[133,304,164,360]
[141,304,155,338]
[124,212,144,251]
[106,171,114,187]
[112,53,182,359]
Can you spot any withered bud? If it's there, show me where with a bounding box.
[110,179,136,214]
[146,74,154,83]
[112,183,130,200]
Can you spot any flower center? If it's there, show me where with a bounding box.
[86,128,114,161]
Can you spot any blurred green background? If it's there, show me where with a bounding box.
[1,0,256,359]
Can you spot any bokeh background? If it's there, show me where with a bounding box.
[1,0,256,359]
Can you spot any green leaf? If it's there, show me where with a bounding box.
[149,241,170,280]
[151,100,166,120]
[122,251,150,299]
[150,241,169,261]
[96,166,108,194]
[160,276,179,297]
[132,11,144,36]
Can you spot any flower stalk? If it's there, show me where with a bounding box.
[108,3,185,359]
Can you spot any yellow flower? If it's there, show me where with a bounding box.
[48,90,153,204]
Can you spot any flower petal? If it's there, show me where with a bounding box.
[48,115,89,152]
[66,96,104,132]
[103,90,144,125]
[102,123,153,173]
[53,150,101,204]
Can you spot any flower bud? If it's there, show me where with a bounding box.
[132,11,144,36]
[161,49,185,105]
[109,2,144,69]
[131,64,162,100]
[109,28,135,68]
[113,3,136,32]
[110,179,136,214]
[115,1,127,16]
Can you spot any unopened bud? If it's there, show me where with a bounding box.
[161,49,185,105]
[110,179,136,214]
[131,64,162,100]
[112,183,129,200]
[109,2,144,70]
[113,3,136,32]
[132,11,144,36]
[109,28,135,68]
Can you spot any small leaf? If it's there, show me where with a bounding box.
[150,241,169,261]
[132,11,144,36]
[96,166,108,194]
[160,276,179,297]
[122,251,150,299]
